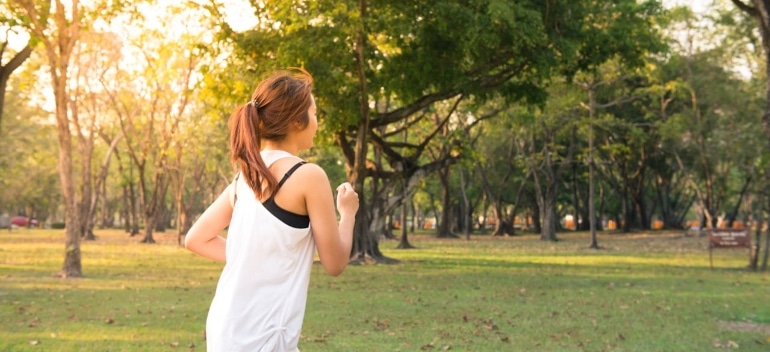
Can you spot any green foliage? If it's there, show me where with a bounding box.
[564,0,666,77]
[0,76,60,219]
[224,0,665,133]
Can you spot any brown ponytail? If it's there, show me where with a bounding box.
[228,69,314,199]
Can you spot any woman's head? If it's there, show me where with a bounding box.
[228,69,315,198]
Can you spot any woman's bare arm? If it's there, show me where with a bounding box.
[301,164,358,276]
[184,184,234,262]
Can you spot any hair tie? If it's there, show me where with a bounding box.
[249,98,260,108]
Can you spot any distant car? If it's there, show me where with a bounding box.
[11,216,38,227]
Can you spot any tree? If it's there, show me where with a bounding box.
[13,0,88,277]
[522,84,581,241]
[69,30,126,241]
[12,0,142,276]
[0,73,60,221]
[473,111,532,237]
[731,0,770,271]
[99,2,213,243]
[221,0,667,258]
[731,1,770,138]
[576,69,641,248]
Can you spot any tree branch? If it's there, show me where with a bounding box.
[731,0,759,17]
[372,89,461,128]
[1,45,32,75]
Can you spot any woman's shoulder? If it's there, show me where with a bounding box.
[293,161,328,181]
[270,158,328,186]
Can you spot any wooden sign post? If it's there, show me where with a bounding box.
[708,229,752,270]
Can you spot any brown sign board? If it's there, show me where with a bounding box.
[708,229,752,270]
[709,229,751,248]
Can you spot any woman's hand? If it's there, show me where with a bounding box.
[335,182,359,218]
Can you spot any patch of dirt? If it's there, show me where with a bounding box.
[719,320,770,335]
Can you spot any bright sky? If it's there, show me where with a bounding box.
[220,0,716,30]
[669,0,711,12]
[3,0,717,51]
[222,0,258,32]
[3,1,257,51]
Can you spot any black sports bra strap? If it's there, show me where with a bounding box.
[275,161,307,191]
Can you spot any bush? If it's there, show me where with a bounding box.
[51,222,66,229]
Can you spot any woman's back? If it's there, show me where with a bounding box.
[206,150,315,352]
[184,69,358,352]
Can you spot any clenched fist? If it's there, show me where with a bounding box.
[335,182,359,217]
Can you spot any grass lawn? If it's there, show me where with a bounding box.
[1,228,768,351]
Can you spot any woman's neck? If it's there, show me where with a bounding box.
[261,142,298,156]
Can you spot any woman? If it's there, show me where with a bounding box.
[184,69,359,351]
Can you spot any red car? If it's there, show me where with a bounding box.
[11,216,38,227]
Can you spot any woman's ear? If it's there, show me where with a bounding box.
[293,114,309,130]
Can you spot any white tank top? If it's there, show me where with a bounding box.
[206,150,315,352]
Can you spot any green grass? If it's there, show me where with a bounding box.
[1,229,768,351]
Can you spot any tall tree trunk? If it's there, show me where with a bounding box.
[530,131,574,241]
[532,158,559,242]
[82,133,120,240]
[761,227,769,271]
[597,183,606,231]
[121,185,130,232]
[130,183,140,235]
[397,179,415,249]
[140,172,168,243]
[588,88,598,248]
[761,207,769,271]
[79,135,95,241]
[750,196,763,270]
[59,117,81,275]
[459,170,471,240]
[528,194,541,234]
[759,189,769,271]
[344,0,394,263]
[571,163,582,230]
[436,165,456,238]
[154,202,167,232]
[726,176,752,228]
[622,184,633,232]
[100,180,114,229]
[410,201,416,233]
[491,200,505,236]
[142,214,156,244]
[176,194,188,246]
[126,164,140,236]
[26,0,86,278]
[540,188,559,242]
